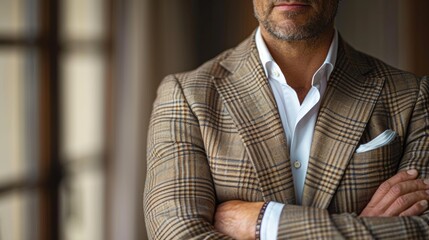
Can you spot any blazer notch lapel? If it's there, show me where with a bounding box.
[214,42,295,204]
[302,49,386,208]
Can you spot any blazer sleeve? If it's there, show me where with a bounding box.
[276,77,429,239]
[144,75,232,240]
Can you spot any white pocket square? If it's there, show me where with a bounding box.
[356,129,398,153]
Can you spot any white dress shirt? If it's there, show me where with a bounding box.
[255,28,338,240]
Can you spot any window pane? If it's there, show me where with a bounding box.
[0,0,38,37]
[60,49,106,239]
[61,0,106,41]
[0,190,39,240]
[61,166,105,240]
[0,48,39,183]
[60,50,105,161]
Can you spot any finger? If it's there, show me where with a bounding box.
[384,190,429,216]
[377,179,429,213]
[366,169,419,208]
[399,200,429,217]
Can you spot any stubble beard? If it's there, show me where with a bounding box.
[255,2,338,42]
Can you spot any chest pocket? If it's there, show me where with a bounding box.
[328,137,402,214]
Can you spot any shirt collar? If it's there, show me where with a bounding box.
[255,27,338,83]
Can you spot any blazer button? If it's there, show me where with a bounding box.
[293,160,301,169]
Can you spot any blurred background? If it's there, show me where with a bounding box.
[0,0,428,239]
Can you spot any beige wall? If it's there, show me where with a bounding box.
[336,0,429,76]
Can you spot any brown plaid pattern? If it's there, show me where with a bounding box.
[144,31,429,239]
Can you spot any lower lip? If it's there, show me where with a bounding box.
[274,4,309,11]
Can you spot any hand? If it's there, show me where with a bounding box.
[360,169,429,217]
[214,200,264,240]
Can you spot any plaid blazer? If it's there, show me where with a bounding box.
[144,31,429,239]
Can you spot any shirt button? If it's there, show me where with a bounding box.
[273,71,280,78]
[293,160,301,169]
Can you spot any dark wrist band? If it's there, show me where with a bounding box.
[255,201,270,240]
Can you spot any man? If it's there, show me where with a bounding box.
[144,0,429,239]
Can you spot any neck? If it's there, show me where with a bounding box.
[260,26,334,102]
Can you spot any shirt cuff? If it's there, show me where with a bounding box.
[260,202,285,240]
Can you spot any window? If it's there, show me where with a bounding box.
[0,0,113,239]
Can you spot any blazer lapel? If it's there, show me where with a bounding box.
[302,39,386,208]
[214,35,296,204]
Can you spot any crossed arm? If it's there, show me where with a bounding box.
[215,78,429,239]
[214,170,429,240]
